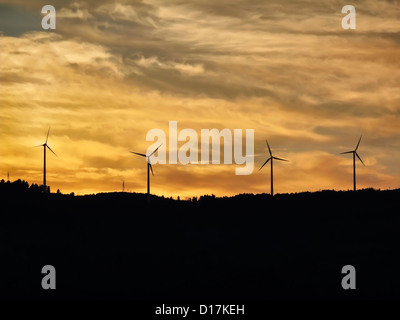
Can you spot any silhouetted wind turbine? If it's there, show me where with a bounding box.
[259,140,288,196]
[340,135,365,191]
[34,127,57,191]
[130,144,162,203]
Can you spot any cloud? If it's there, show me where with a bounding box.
[135,56,204,76]
[95,2,157,27]
[58,3,94,20]
[0,3,42,36]
[0,0,399,196]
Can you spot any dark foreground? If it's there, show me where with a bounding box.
[1,183,400,299]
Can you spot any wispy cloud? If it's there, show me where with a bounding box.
[1,0,399,196]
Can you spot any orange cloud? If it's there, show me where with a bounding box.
[1,0,399,197]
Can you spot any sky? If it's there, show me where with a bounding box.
[1,0,399,198]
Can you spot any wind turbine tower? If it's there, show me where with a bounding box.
[259,140,288,196]
[130,144,162,203]
[340,135,365,191]
[35,127,57,191]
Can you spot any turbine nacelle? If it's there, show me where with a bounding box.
[34,127,57,157]
[259,140,288,171]
[340,135,365,166]
[130,144,162,176]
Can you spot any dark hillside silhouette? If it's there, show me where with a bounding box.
[1,179,400,299]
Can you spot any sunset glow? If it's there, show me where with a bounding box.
[1,0,399,197]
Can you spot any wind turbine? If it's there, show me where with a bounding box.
[259,140,288,196]
[34,127,57,191]
[130,144,162,203]
[340,135,365,191]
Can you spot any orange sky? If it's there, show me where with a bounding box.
[1,0,399,198]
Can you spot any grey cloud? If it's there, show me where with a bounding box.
[1,0,399,194]
[126,64,275,99]
[0,4,42,36]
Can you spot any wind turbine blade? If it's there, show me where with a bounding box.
[340,151,354,154]
[355,135,362,151]
[46,145,57,157]
[273,156,288,162]
[149,163,154,176]
[356,152,365,166]
[149,143,163,157]
[266,140,272,156]
[130,151,146,157]
[45,127,51,144]
[33,144,45,148]
[258,157,271,171]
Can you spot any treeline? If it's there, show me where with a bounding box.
[0,177,397,203]
[0,179,50,194]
